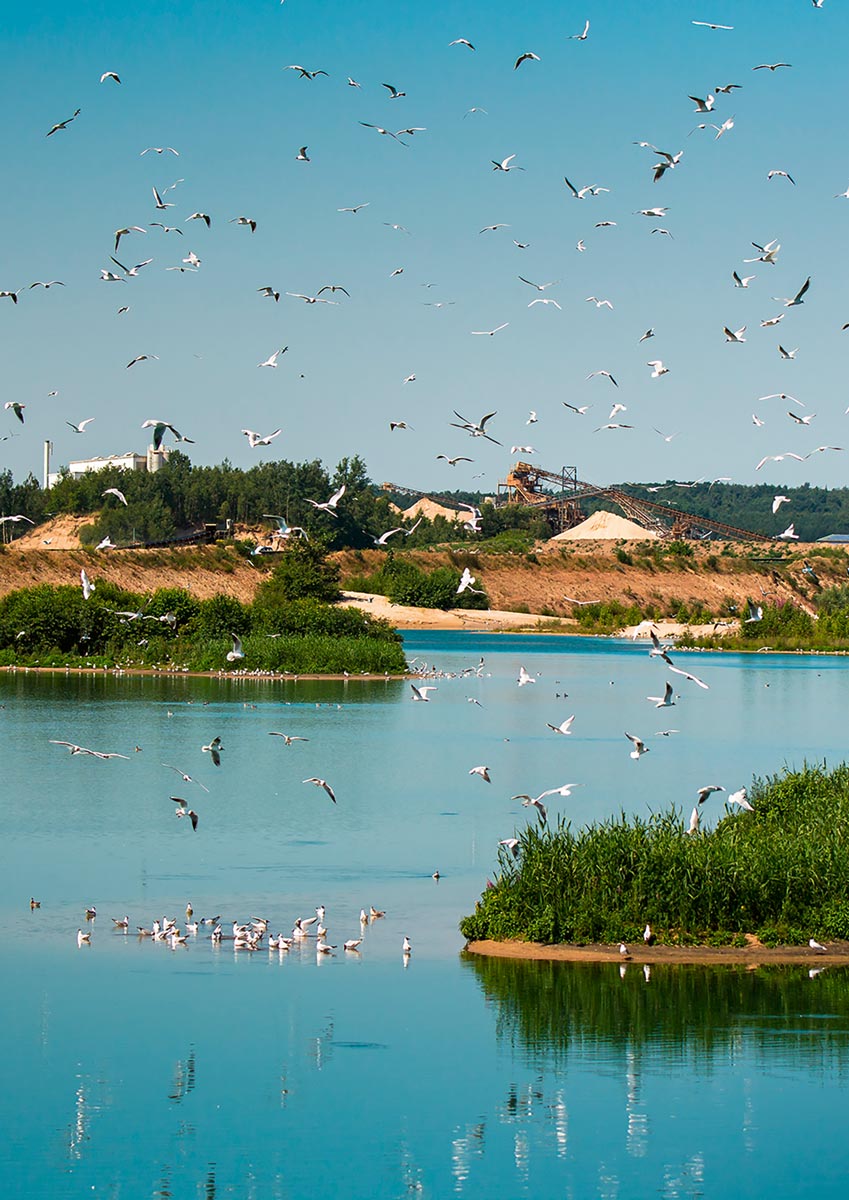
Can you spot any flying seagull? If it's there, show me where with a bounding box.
[303,777,337,803]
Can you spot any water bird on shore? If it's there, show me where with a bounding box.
[643,924,656,946]
[303,777,337,803]
[619,943,630,958]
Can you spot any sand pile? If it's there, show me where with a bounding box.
[552,509,658,541]
[390,497,463,522]
[13,514,94,550]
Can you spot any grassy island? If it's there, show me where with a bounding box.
[460,764,849,948]
[0,541,407,675]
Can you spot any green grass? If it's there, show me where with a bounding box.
[460,764,849,946]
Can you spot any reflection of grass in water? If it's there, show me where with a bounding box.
[463,954,849,1069]
[460,764,849,946]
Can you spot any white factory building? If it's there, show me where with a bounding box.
[45,444,169,488]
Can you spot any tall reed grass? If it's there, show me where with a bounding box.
[460,764,849,946]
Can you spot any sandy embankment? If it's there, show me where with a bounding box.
[464,938,849,966]
[340,591,575,631]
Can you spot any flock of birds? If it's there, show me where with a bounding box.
[69,900,412,961]
[2,4,848,527]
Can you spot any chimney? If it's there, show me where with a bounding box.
[43,440,53,489]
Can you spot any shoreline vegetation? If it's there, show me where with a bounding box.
[459,764,849,953]
[0,541,408,676]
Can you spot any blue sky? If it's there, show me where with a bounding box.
[2,0,848,500]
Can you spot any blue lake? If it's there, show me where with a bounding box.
[3,633,849,1197]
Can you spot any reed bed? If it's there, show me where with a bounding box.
[460,764,849,946]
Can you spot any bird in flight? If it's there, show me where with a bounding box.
[46,108,81,136]
[514,52,540,69]
[449,38,475,50]
[568,19,590,40]
[303,777,337,803]
[450,410,501,444]
[161,764,209,791]
[243,428,283,447]
[692,20,733,29]
[258,348,288,368]
[66,418,95,434]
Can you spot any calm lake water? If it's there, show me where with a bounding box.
[3,632,849,1198]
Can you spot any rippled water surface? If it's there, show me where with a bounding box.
[3,633,849,1197]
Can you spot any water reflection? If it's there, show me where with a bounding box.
[464,954,849,1071]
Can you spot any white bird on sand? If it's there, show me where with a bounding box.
[626,733,649,759]
[469,765,491,783]
[809,938,827,953]
[305,484,346,515]
[303,777,337,803]
[227,633,245,662]
[647,682,675,708]
[546,715,575,735]
[410,683,438,701]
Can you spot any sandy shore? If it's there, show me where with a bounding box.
[341,591,574,630]
[465,938,849,966]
